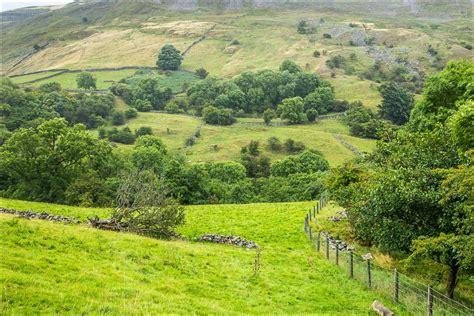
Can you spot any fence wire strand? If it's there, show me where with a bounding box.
[304,198,474,316]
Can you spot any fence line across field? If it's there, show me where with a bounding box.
[304,196,474,316]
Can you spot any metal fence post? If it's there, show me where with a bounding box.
[367,259,372,288]
[325,237,329,259]
[428,287,433,316]
[335,247,339,266]
[394,269,399,304]
[349,252,354,278]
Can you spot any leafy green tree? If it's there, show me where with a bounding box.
[133,99,153,112]
[131,135,167,174]
[132,78,173,110]
[270,151,329,177]
[124,108,138,119]
[0,118,112,203]
[448,100,474,152]
[408,234,473,299]
[157,44,183,71]
[279,60,302,74]
[410,60,473,130]
[378,82,414,125]
[303,86,335,114]
[278,96,307,124]
[111,111,125,125]
[39,82,62,93]
[202,106,236,125]
[76,72,97,90]
[263,109,276,125]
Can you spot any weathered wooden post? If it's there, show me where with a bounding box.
[394,269,399,304]
[308,226,312,240]
[427,287,433,316]
[349,252,354,278]
[316,232,321,251]
[335,246,339,266]
[309,210,312,221]
[325,237,329,259]
[367,259,372,288]
[316,203,319,214]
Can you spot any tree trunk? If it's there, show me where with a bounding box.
[446,263,459,299]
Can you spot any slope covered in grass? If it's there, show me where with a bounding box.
[95,112,375,166]
[0,199,400,314]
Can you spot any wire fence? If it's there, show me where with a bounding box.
[303,197,474,316]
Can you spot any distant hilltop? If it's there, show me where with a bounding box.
[71,0,472,15]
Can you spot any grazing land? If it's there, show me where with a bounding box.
[0,199,400,314]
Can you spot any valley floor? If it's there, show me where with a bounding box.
[0,199,399,314]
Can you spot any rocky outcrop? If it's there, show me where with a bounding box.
[197,234,259,249]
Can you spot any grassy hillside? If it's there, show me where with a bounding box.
[3,2,472,106]
[0,198,401,314]
[95,111,374,166]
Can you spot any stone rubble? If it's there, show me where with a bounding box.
[0,207,81,224]
[321,231,354,252]
[197,234,259,249]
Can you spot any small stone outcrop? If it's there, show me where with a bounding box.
[197,234,258,249]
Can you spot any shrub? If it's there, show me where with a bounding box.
[39,82,61,93]
[111,111,125,126]
[263,109,276,125]
[108,127,136,144]
[202,106,236,125]
[125,108,138,119]
[135,126,153,137]
[306,109,318,122]
[267,136,282,152]
[284,138,306,154]
[164,100,184,114]
[313,50,321,58]
[231,39,241,45]
[271,150,329,177]
[133,99,153,112]
[323,33,332,39]
[113,170,185,238]
[195,68,209,79]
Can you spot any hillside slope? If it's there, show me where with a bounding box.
[0,200,399,314]
[2,2,472,106]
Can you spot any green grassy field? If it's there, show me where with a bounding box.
[99,111,375,166]
[0,198,401,314]
[123,70,199,93]
[27,69,137,90]
[9,71,62,84]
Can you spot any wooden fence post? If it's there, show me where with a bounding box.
[394,269,399,304]
[309,210,312,221]
[317,232,320,251]
[325,237,329,259]
[335,247,339,266]
[367,259,372,288]
[316,203,319,214]
[308,226,312,240]
[428,287,433,316]
[349,252,354,278]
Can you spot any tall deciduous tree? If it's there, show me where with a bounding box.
[378,82,414,125]
[278,96,307,124]
[76,72,97,90]
[157,44,183,71]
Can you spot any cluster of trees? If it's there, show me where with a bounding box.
[0,120,330,206]
[1,78,116,132]
[110,78,173,112]
[344,82,414,139]
[327,60,473,298]
[185,60,341,125]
